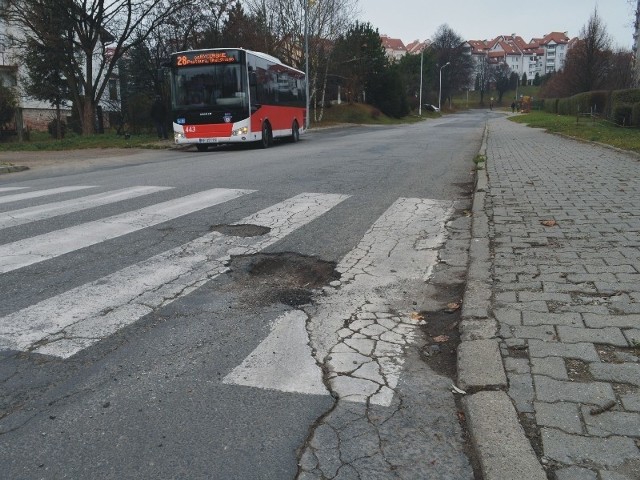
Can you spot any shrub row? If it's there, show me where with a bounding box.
[542,88,640,126]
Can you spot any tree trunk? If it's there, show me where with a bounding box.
[55,103,62,139]
[82,96,95,135]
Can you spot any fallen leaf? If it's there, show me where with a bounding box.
[457,411,466,422]
[433,335,449,343]
[541,220,558,227]
[410,312,425,321]
[446,302,461,312]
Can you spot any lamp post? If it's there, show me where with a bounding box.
[304,0,310,130]
[438,62,450,111]
[418,49,424,116]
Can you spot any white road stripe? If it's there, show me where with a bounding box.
[0,188,253,273]
[223,197,453,405]
[0,192,349,357]
[223,311,328,395]
[0,186,95,204]
[0,186,173,229]
[0,187,29,193]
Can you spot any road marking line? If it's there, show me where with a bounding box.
[0,186,96,204]
[223,197,453,405]
[223,311,328,395]
[0,192,349,358]
[0,187,29,193]
[0,186,173,229]
[0,188,253,274]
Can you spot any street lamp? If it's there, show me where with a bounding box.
[418,49,424,116]
[438,62,450,111]
[304,0,310,130]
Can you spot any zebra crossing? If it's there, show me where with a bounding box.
[0,184,453,404]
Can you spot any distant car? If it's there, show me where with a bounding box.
[424,104,439,112]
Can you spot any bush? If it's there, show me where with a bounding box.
[0,85,17,127]
[613,104,633,126]
[47,119,67,138]
[632,102,640,127]
[543,98,558,114]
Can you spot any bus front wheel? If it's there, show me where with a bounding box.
[260,122,273,149]
[290,120,300,143]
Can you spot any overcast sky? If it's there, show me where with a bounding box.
[359,0,636,49]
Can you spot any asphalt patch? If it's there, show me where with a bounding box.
[227,252,339,307]
[210,224,271,237]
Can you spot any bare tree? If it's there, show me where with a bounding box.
[244,0,358,120]
[565,8,612,93]
[430,24,474,107]
[6,0,190,134]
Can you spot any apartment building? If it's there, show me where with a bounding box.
[464,31,574,85]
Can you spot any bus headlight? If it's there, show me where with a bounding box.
[174,132,184,140]
[232,126,248,136]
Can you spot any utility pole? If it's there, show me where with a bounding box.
[304,0,310,129]
[635,0,640,86]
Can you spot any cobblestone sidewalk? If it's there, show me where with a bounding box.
[485,118,640,479]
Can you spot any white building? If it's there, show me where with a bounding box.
[465,31,575,86]
[0,0,119,132]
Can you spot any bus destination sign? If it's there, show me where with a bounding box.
[175,51,237,67]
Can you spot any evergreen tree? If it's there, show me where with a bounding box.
[331,22,387,104]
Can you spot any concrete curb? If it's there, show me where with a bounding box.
[458,122,547,480]
[0,164,29,174]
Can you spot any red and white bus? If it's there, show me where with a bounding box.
[169,48,306,151]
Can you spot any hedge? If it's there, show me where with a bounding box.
[544,88,640,126]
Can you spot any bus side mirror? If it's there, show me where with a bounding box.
[249,71,257,88]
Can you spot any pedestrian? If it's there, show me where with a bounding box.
[511,101,516,113]
[151,95,168,140]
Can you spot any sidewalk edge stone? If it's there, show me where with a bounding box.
[458,121,546,479]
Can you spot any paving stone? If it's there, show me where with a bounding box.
[555,466,597,480]
[599,470,638,480]
[623,329,640,345]
[534,375,616,406]
[530,357,569,380]
[583,314,640,329]
[494,308,522,326]
[534,401,582,434]
[457,339,507,391]
[513,325,557,341]
[522,311,583,326]
[620,392,640,412]
[504,357,530,374]
[463,391,547,480]
[518,292,572,303]
[460,319,497,341]
[542,428,640,468]
[581,406,640,437]
[507,373,534,413]
[589,363,640,386]
[528,339,599,362]
[557,326,629,347]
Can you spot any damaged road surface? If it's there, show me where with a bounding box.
[0,111,492,479]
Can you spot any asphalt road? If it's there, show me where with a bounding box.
[0,111,497,479]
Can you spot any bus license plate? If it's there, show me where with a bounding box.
[200,138,217,143]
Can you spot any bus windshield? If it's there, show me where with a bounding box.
[170,64,247,110]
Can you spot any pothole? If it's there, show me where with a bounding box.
[227,252,339,307]
[418,290,465,379]
[210,224,271,237]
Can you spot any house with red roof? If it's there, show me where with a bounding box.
[380,35,407,61]
[465,31,575,87]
